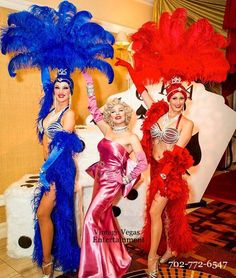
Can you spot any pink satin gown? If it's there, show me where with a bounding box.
[78,138,132,278]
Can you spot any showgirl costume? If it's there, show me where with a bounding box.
[1,1,115,273]
[140,100,194,254]
[78,94,147,277]
[115,8,229,255]
[34,94,85,271]
[33,69,85,271]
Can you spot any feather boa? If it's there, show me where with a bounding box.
[140,158,194,255]
[32,131,84,272]
[141,100,169,162]
[140,101,194,255]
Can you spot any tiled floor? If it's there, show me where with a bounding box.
[1,200,236,277]
[0,237,39,278]
[0,237,63,278]
[126,199,236,278]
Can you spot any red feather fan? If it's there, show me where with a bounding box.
[131,8,229,84]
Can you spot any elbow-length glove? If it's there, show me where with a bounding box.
[39,146,64,190]
[83,72,103,123]
[123,151,148,184]
[37,67,54,142]
[39,131,85,190]
[115,58,146,95]
[41,67,51,87]
[107,151,148,185]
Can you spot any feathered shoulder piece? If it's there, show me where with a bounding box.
[1,1,114,83]
[131,8,229,84]
[142,100,168,131]
[141,100,168,161]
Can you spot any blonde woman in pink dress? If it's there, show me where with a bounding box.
[78,73,148,278]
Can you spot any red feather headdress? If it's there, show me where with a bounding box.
[131,8,229,85]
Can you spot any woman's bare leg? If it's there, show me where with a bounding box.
[37,185,55,274]
[148,192,168,273]
[160,211,176,263]
[164,210,171,251]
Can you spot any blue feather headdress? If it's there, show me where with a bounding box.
[1,1,115,140]
[1,1,114,83]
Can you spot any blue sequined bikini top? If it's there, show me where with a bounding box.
[38,106,69,140]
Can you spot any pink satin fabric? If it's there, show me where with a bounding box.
[88,95,103,123]
[78,138,132,278]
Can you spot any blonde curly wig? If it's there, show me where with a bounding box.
[103,98,133,127]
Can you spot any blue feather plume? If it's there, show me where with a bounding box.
[1,0,114,83]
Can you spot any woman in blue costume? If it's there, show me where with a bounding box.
[1,1,115,277]
[33,68,85,277]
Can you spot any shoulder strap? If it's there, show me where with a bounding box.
[176,114,182,129]
[49,107,55,113]
[157,122,162,131]
[57,106,69,123]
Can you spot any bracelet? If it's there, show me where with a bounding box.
[86,83,94,97]
[122,174,132,184]
[160,173,167,180]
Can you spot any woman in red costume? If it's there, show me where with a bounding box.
[117,60,194,277]
[115,7,229,277]
[140,80,194,276]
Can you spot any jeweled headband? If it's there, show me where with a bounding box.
[166,76,187,101]
[54,69,74,94]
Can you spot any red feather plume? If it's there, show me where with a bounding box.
[131,8,229,84]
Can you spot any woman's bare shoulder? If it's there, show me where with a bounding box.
[181,115,194,127]
[128,132,140,143]
[63,109,75,119]
[65,108,75,115]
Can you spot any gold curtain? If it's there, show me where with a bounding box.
[153,0,226,36]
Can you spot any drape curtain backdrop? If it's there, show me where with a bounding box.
[153,0,236,102]
[153,0,226,36]
[222,0,236,102]
[223,0,236,73]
